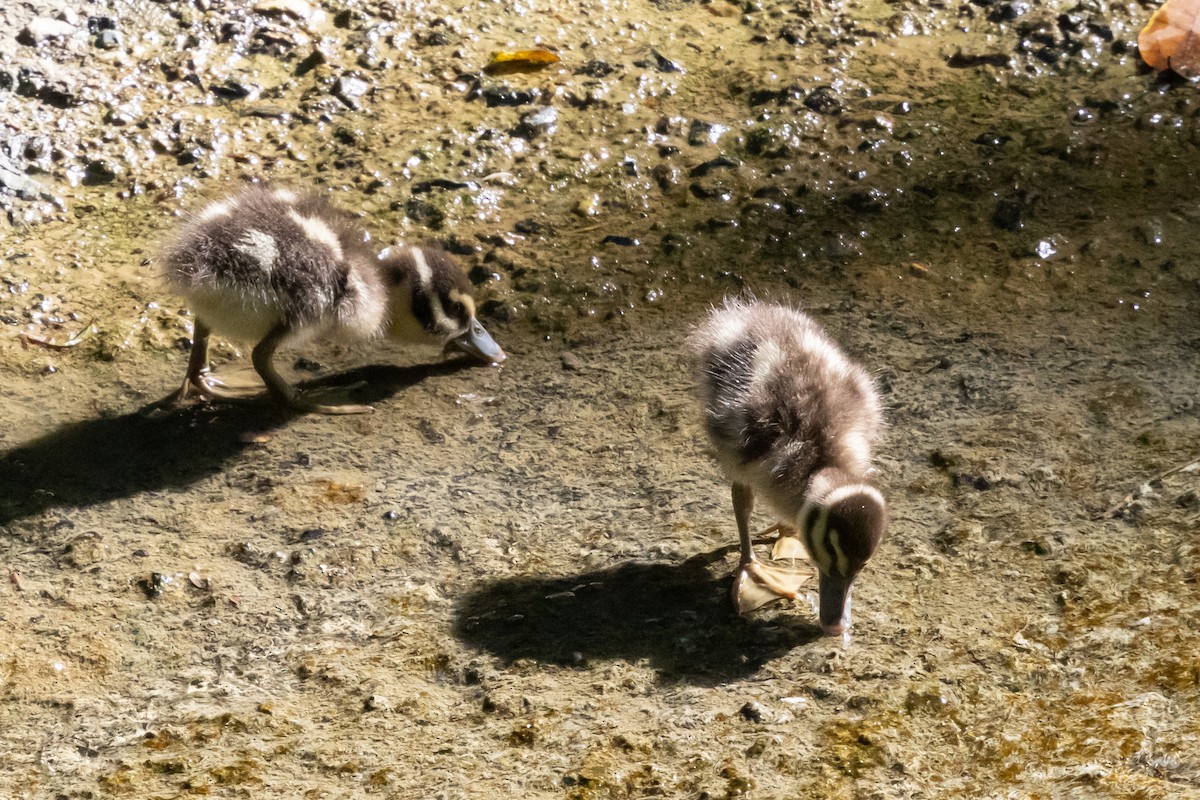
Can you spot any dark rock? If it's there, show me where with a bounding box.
[212,78,256,100]
[468,265,501,284]
[412,178,480,193]
[405,198,445,228]
[601,235,640,246]
[844,187,888,213]
[780,26,804,45]
[87,16,117,33]
[947,50,1011,68]
[993,189,1035,231]
[988,1,1029,22]
[651,163,681,192]
[295,48,327,76]
[803,86,843,115]
[575,59,615,78]
[514,218,550,236]
[690,181,733,201]
[648,49,684,73]
[477,82,539,107]
[688,155,740,177]
[739,701,765,723]
[136,572,168,599]
[82,160,119,186]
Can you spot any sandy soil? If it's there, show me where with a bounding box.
[1,0,1199,797]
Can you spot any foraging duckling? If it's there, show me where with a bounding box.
[689,299,886,636]
[160,184,504,414]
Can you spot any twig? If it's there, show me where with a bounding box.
[18,319,97,350]
[1096,457,1199,520]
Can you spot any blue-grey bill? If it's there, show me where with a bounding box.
[452,318,506,364]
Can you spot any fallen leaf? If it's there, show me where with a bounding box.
[1139,0,1200,79]
[485,49,560,75]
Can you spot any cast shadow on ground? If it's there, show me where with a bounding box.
[0,359,473,527]
[454,547,823,686]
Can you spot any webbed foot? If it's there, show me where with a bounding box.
[732,558,813,614]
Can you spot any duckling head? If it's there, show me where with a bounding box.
[801,474,887,636]
[379,245,506,364]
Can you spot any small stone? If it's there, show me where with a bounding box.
[82,160,120,186]
[651,164,681,193]
[94,30,121,49]
[364,694,391,712]
[575,59,614,78]
[739,701,766,723]
[86,16,116,33]
[947,50,1011,69]
[687,119,727,146]
[334,75,370,109]
[573,194,600,217]
[478,82,539,107]
[515,106,558,139]
[803,86,843,115]
[649,49,684,73]
[561,352,582,371]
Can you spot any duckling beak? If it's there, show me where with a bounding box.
[817,573,854,636]
[451,317,506,364]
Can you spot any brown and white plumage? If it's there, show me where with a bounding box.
[689,298,886,635]
[160,184,504,414]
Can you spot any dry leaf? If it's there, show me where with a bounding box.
[1139,0,1200,79]
[485,49,560,75]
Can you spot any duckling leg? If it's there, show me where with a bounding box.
[163,320,221,406]
[731,483,811,613]
[252,325,374,415]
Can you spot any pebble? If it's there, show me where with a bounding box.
[687,120,727,146]
[561,352,582,371]
[94,30,121,50]
[652,164,681,192]
[334,75,371,109]
[477,82,539,107]
[802,86,843,115]
[364,694,392,711]
[649,49,685,74]
[516,106,558,139]
[688,155,740,178]
[575,59,614,78]
[739,701,766,723]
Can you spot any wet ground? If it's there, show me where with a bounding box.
[2,0,1199,797]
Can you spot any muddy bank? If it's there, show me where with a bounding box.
[2,0,1199,798]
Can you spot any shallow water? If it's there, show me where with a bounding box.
[2,0,1199,797]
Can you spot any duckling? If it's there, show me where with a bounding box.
[159,184,505,414]
[689,299,886,636]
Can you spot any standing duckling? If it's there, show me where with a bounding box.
[160,184,504,414]
[689,299,886,636]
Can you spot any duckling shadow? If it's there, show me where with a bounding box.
[454,549,823,685]
[0,360,469,527]
[297,358,474,404]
